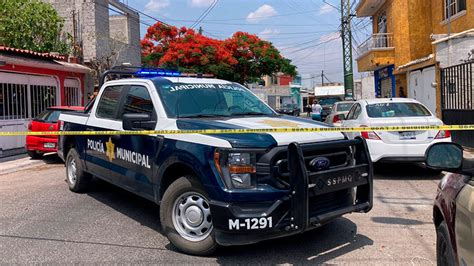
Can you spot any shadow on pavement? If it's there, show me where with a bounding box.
[41,153,63,164]
[371,216,429,226]
[374,162,442,180]
[85,179,373,263]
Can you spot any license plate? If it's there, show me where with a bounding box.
[399,131,416,140]
[43,143,55,148]
[310,165,369,195]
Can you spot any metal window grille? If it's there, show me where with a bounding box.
[64,86,81,106]
[0,83,28,120]
[30,85,57,118]
[441,62,473,110]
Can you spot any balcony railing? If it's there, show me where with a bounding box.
[357,33,394,56]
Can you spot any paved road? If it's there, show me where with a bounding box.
[0,155,441,264]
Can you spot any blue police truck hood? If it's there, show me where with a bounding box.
[176,115,345,148]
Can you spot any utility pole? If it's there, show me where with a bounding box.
[321,70,324,86]
[340,0,354,99]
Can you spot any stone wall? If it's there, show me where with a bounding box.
[42,0,140,67]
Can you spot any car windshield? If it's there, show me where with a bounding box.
[319,98,340,106]
[366,102,431,118]
[154,81,275,118]
[281,104,297,109]
[336,103,353,112]
[34,109,62,123]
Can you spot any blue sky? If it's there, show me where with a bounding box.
[122,0,372,87]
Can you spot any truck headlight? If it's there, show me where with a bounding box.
[214,150,257,189]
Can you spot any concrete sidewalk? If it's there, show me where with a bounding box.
[0,153,60,175]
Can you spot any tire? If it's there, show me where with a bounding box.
[160,176,217,255]
[436,221,456,266]
[65,148,91,193]
[27,150,43,159]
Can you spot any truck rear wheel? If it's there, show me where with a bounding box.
[66,148,91,193]
[160,176,217,255]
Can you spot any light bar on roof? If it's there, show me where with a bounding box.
[135,69,181,77]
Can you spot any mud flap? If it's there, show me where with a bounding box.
[287,142,309,232]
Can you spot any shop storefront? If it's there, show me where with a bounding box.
[374,65,395,98]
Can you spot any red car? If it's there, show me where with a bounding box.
[26,106,84,158]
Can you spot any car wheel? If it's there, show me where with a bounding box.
[436,221,456,266]
[66,148,91,193]
[27,150,43,159]
[160,176,217,255]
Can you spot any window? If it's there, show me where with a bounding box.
[336,102,354,112]
[120,86,154,117]
[0,83,28,120]
[346,104,360,120]
[96,86,124,119]
[366,102,431,118]
[444,0,466,20]
[154,81,275,118]
[34,109,62,123]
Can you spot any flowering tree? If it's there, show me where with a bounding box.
[141,22,296,84]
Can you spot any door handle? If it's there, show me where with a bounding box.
[85,127,95,131]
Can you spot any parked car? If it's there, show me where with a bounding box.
[26,106,84,159]
[276,103,300,116]
[318,97,342,120]
[426,143,474,266]
[325,101,354,126]
[342,98,451,162]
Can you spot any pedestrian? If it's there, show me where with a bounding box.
[306,104,311,117]
[311,101,322,121]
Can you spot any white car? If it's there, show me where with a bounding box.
[342,98,451,163]
[325,101,354,127]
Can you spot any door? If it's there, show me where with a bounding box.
[0,72,58,155]
[112,85,160,197]
[421,67,436,114]
[381,79,392,98]
[409,67,436,114]
[455,182,474,266]
[84,85,125,181]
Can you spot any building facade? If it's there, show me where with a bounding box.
[0,46,90,157]
[355,0,473,115]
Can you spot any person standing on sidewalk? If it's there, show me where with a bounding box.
[311,101,322,121]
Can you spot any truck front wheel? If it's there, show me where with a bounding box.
[66,148,91,193]
[160,176,217,255]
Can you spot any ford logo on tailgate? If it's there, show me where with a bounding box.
[309,157,331,171]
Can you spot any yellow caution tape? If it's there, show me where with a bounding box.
[1,125,474,136]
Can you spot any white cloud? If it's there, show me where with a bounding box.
[246,5,277,23]
[189,0,215,7]
[145,0,170,12]
[319,3,335,15]
[319,32,340,42]
[259,28,280,38]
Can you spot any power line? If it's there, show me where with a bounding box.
[190,0,219,29]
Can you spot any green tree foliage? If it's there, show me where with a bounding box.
[0,0,68,53]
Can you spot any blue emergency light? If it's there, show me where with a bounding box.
[136,69,181,77]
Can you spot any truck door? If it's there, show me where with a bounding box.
[84,85,126,182]
[112,85,160,197]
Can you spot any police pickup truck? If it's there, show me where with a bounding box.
[58,70,373,255]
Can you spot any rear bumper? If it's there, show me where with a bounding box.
[25,135,58,153]
[210,140,373,246]
[367,138,451,162]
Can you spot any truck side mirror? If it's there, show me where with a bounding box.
[425,143,463,171]
[122,113,156,130]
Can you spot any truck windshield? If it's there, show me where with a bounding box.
[154,82,275,118]
[366,102,431,118]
